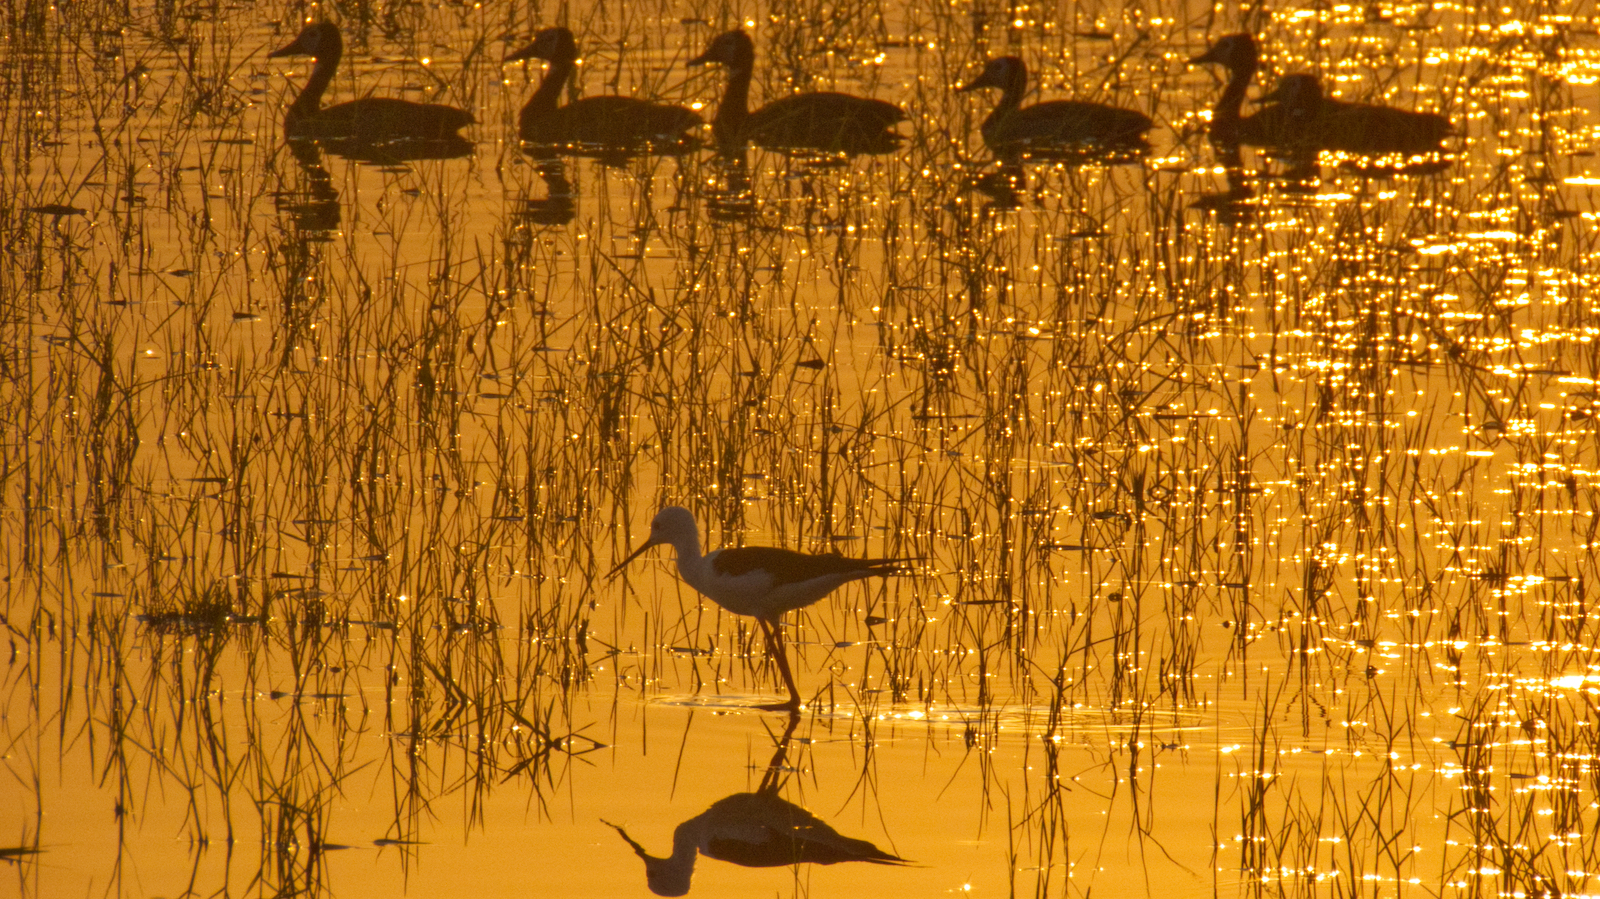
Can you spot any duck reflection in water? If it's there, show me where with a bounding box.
[515,154,577,225]
[704,150,758,220]
[606,718,908,895]
[504,27,702,157]
[278,141,341,232]
[268,22,475,161]
[689,30,906,156]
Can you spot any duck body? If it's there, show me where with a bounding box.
[689,30,905,154]
[269,23,474,142]
[506,27,701,152]
[610,792,908,896]
[957,56,1151,159]
[1258,73,1450,156]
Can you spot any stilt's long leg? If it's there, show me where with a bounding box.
[757,618,801,711]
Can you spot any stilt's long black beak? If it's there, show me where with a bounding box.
[606,538,660,579]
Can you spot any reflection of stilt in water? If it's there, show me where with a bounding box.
[517,153,576,225]
[705,150,757,220]
[605,717,908,896]
[279,141,341,232]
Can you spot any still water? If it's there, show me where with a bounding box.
[4,1,1600,897]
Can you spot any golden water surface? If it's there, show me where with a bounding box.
[4,1,1600,897]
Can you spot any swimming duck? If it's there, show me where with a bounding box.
[268,22,475,142]
[505,27,701,152]
[1256,72,1450,156]
[1188,33,1273,150]
[956,55,1152,159]
[688,30,906,154]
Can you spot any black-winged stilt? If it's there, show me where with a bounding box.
[608,506,912,711]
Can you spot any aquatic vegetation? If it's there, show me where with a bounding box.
[2,2,1599,899]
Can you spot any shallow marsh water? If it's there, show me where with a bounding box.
[5,1,1600,897]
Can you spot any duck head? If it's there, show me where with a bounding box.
[689,30,755,72]
[956,56,1027,94]
[1189,32,1258,72]
[505,26,579,65]
[269,22,341,60]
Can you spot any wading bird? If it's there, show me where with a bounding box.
[608,506,911,711]
[268,22,475,142]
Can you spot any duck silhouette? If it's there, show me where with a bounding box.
[956,55,1151,161]
[1189,32,1275,151]
[1255,72,1450,156]
[505,27,701,154]
[688,30,905,155]
[268,23,474,143]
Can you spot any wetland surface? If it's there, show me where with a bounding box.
[4,1,1600,897]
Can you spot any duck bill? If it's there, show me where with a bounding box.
[1188,47,1223,66]
[268,35,310,58]
[504,43,541,63]
[606,538,660,578]
[687,49,714,66]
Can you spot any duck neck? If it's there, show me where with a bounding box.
[1212,58,1256,128]
[289,49,339,125]
[984,73,1027,134]
[712,63,752,146]
[521,57,573,135]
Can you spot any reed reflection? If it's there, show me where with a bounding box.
[606,718,907,895]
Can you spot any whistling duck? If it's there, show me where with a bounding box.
[1189,33,1279,149]
[268,23,475,142]
[956,56,1151,159]
[688,30,906,154]
[505,27,701,151]
[1256,73,1450,156]
[608,791,908,896]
